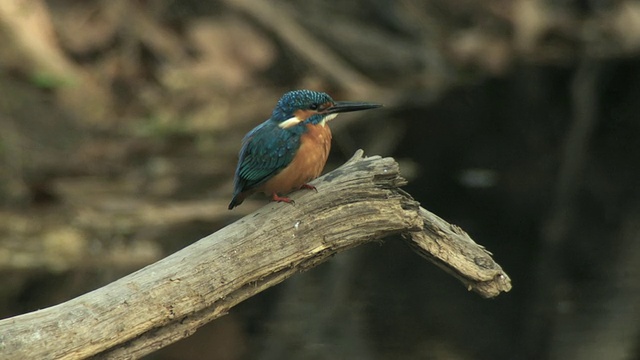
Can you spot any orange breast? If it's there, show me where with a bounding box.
[261,123,332,195]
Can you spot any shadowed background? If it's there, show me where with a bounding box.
[1,0,639,359]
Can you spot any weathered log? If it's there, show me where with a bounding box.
[0,151,511,359]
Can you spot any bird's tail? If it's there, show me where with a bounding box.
[228,192,245,210]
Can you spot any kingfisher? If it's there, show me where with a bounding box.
[228,89,381,209]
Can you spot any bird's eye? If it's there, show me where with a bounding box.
[309,103,318,110]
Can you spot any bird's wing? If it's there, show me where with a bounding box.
[234,121,301,192]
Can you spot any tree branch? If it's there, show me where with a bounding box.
[0,150,511,360]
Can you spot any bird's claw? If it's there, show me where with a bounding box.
[271,193,295,205]
[300,184,318,192]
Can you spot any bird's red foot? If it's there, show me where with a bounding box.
[300,183,318,192]
[271,193,295,204]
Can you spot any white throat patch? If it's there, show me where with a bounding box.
[278,116,302,129]
[279,113,339,128]
[319,113,338,127]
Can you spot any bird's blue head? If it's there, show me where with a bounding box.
[270,89,382,129]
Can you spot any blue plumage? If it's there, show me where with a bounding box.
[270,90,334,124]
[234,120,301,191]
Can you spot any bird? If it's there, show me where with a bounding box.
[228,89,382,209]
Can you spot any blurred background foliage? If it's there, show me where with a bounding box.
[1,0,639,359]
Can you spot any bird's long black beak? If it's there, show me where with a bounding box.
[326,101,382,114]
